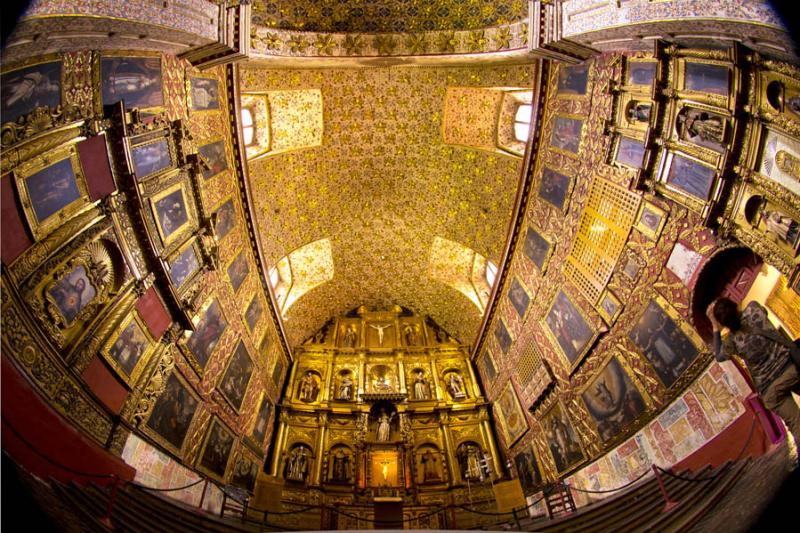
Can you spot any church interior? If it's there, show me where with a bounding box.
[2,0,800,530]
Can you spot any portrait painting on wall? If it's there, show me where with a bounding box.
[541,402,585,475]
[482,350,497,382]
[214,200,236,240]
[245,295,263,333]
[152,185,190,242]
[231,456,258,492]
[621,254,642,281]
[628,298,700,388]
[198,140,228,180]
[105,314,151,380]
[523,226,553,272]
[664,153,716,201]
[496,382,528,447]
[514,449,542,495]
[581,356,647,443]
[190,77,220,111]
[24,157,82,225]
[1,61,61,124]
[145,372,199,452]
[508,277,531,318]
[168,243,200,289]
[634,201,667,241]
[550,116,583,154]
[684,62,729,96]
[627,61,657,87]
[494,319,513,355]
[544,289,597,372]
[615,136,646,169]
[227,251,250,293]
[131,139,172,180]
[101,57,163,109]
[251,395,272,444]
[557,64,589,96]
[676,107,728,152]
[272,357,284,387]
[538,167,571,211]
[198,419,235,479]
[219,341,254,411]
[186,299,227,369]
[597,289,622,326]
[47,264,97,327]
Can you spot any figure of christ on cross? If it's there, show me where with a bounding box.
[369,323,393,346]
[380,458,392,485]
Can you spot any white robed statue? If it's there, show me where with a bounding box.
[376,410,394,442]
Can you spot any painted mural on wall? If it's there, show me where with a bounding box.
[1,61,61,124]
[101,57,163,109]
[581,356,647,443]
[145,372,199,451]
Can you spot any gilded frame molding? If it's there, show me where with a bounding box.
[139,368,203,458]
[195,417,236,482]
[541,288,600,375]
[634,200,668,241]
[100,308,156,386]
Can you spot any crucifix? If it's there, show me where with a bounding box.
[369,323,393,346]
[380,458,392,484]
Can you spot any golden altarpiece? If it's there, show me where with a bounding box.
[269,305,502,510]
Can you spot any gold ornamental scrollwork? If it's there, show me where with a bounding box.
[131,349,177,427]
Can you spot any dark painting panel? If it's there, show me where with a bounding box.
[215,200,236,240]
[190,77,220,110]
[542,403,584,474]
[26,158,81,223]
[666,154,716,201]
[628,299,699,388]
[109,319,149,377]
[169,245,200,288]
[1,62,61,124]
[198,140,228,180]
[48,264,97,326]
[482,350,497,382]
[627,62,657,86]
[146,373,198,450]
[616,137,646,169]
[557,64,589,95]
[494,320,512,355]
[508,277,530,318]
[685,63,729,96]
[251,397,272,444]
[272,358,284,386]
[101,57,163,108]
[154,188,189,239]
[550,117,582,153]
[227,251,249,293]
[245,296,263,333]
[514,450,542,495]
[187,300,227,369]
[544,290,595,366]
[132,139,172,180]
[523,226,551,270]
[538,167,571,210]
[231,456,259,492]
[219,341,254,411]
[199,420,234,478]
[582,357,647,442]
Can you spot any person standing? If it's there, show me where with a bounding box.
[708,298,800,443]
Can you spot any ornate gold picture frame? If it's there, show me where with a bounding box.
[496,381,529,448]
[148,181,196,250]
[597,289,623,326]
[196,417,236,482]
[634,200,668,241]
[542,289,599,374]
[141,369,202,457]
[101,309,155,385]
[539,400,586,476]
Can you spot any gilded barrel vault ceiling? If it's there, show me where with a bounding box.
[241,63,538,347]
[251,0,528,33]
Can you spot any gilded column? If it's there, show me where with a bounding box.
[479,407,501,481]
[358,353,366,399]
[430,358,442,401]
[314,413,327,485]
[323,357,334,403]
[398,354,406,394]
[271,413,290,475]
[440,412,458,483]
[465,353,481,398]
[286,359,299,402]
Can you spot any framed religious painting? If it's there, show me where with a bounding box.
[674,104,730,153]
[543,289,599,373]
[634,200,668,241]
[197,418,235,481]
[657,150,720,214]
[188,76,221,111]
[756,125,800,198]
[148,181,196,249]
[249,392,273,446]
[226,249,250,293]
[165,237,203,292]
[197,139,228,180]
[101,310,155,385]
[523,225,554,273]
[13,144,90,240]
[100,55,163,111]
[597,289,623,326]
[214,198,237,241]
[271,354,285,387]
[184,297,228,372]
[514,446,544,495]
[508,277,531,319]
[549,115,584,156]
[244,294,263,334]
[230,452,259,492]
[496,382,528,447]
[494,318,513,355]
[556,63,590,99]
[481,349,498,384]
[218,340,254,412]
[538,167,573,212]
[628,295,704,390]
[580,355,649,444]
[1,60,62,127]
[540,401,585,476]
[143,370,201,455]
[680,60,730,98]
[613,136,647,170]
[127,128,176,182]
[624,59,658,91]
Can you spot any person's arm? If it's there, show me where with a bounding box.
[707,301,729,361]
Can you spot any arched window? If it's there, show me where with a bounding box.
[514,104,533,142]
[485,260,498,287]
[241,108,255,146]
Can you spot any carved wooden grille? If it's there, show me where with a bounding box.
[564,177,640,303]
[518,341,543,388]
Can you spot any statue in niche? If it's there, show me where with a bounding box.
[762,208,800,247]
[677,109,725,144]
[459,444,482,481]
[403,324,420,346]
[374,374,393,392]
[286,447,309,482]
[413,370,431,400]
[421,449,440,482]
[342,324,358,348]
[776,150,800,181]
[337,374,354,401]
[332,449,351,482]
[447,372,466,400]
[626,101,651,123]
[376,409,394,442]
[299,371,319,402]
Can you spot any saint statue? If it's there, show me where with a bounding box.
[374,374,393,392]
[679,110,725,144]
[626,101,651,123]
[421,449,440,482]
[299,371,319,402]
[413,370,430,400]
[776,150,800,180]
[332,449,350,482]
[447,372,466,399]
[462,444,482,480]
[287,447,309,482]
[762,209,800,246]
[376,410,394,442]
[342,325,357,348]
[337,374,353,400]
[403,324,419,346]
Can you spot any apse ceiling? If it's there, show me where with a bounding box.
[251,0,528,33]
[241,63,538,348]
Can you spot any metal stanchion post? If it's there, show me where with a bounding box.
[651,465,679,512]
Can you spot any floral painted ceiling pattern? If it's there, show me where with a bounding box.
[241,62,538,347]
[251,0,528,33]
